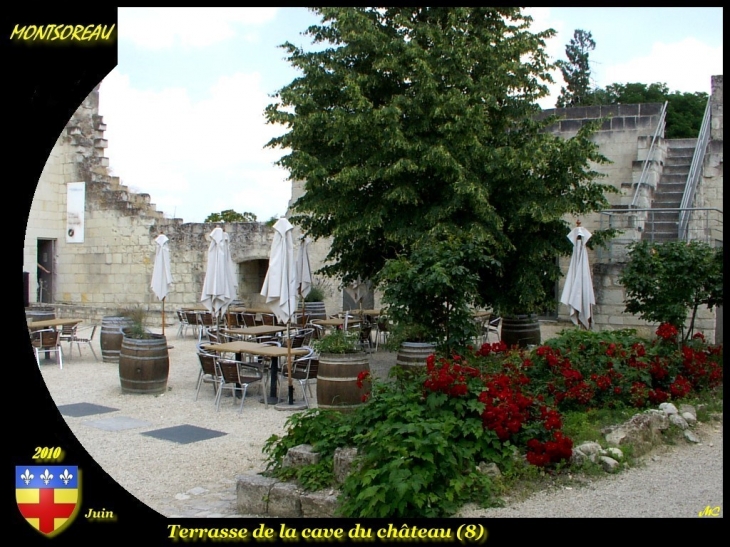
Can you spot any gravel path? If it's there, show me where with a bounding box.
[39,326,723,518]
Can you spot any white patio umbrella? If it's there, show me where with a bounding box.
[560,221,596,330]
[296,237,313,327]
[151,233,173,335]
[260,218,299,406]
[201,226,237,333]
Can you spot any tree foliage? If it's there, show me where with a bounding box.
[619,240,723,342]
[204,209,257,223]
[265,7,616,326]
[555,29,596,108]
[591,82,709,139]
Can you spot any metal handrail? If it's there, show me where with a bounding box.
[678,96,712,240]
[630,101,668,208]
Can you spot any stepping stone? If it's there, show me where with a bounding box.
[57,403,120,417]
[141,424,227,444]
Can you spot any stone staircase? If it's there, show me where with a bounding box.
[642,138,696,243]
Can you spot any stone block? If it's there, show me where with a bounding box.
[300,490,341,518]
[333,447,359,485]
[560,119,582,133]
[611,117,624,130]
[236,474,277,516]
[639,103,662,116]
[268,482,303,518]
[618,104,639,116]
[282,444,321,469]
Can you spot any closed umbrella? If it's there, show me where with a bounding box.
[261,218,299,406]
[296,237,313,327]
[560,221,596,330]
[201,227,237,333]
[151,233,173,335]
[344,277,368,328]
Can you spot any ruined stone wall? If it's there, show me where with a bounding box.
[24,86,274,327]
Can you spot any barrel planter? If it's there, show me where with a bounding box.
[500,314,541,348]
[396,341,437,376]
[118,332,170,395]
[304,301,327,322]
[316,352,370,412]
[26,308,55,324]
[100,316,135,363]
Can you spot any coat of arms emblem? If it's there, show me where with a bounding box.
[16,466,80,536]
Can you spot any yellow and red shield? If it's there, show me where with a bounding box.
[16,466,80,537]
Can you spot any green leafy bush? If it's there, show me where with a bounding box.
[619,240,723,342]
[312,329,362,354]
[263,326,722,517]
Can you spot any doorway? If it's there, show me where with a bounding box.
[37,239,55,303]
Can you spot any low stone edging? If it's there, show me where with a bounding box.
[236,402,713,517]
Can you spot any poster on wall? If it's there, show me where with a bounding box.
[66,182,85,243]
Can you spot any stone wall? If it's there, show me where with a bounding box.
[23,85,274,327]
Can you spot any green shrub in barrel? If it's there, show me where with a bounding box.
[116,306,170,394]
[313,329,370,412]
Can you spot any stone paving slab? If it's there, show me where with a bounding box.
[141,424,227,444]
[57,402,120,417]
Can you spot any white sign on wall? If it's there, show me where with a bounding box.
[66,182,85,243]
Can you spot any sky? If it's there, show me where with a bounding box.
[96,7,723,224]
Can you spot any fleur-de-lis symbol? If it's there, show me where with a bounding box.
[40,469,53,485]
[21,469,34,485]
[60,469,73,485]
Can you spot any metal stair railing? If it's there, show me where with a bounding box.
[630,101,668,208]
[678,96,712,241]
[597,207,723,263]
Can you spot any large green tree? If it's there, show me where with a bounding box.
[555,29,597,108]
[265,8,615,339]
[204,209,257,223]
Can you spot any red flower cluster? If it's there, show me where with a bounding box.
[681,345,723,390]
[656,323,679,341]
[356,370,371,389]
[475,341,508,357]
[525,432,573,467]
[424,355,479,397]
[669,375,692,399]
[478,374,534,441]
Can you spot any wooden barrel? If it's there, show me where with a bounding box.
[396,342,436,376]
[101,316,134,363]
[118,333,169,394]
[316,352,370,412]
[501,315,541,348]
[26,308,55,324]
[304,302,327,321]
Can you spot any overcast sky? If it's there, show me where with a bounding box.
[96,7,723,224]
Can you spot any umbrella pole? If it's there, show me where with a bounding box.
[162,297,165,336]
[287,320,294,405]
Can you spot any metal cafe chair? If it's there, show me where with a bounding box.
[70,324,99,361]
[215,358,265,413]
[278,346,317,408]
[195,349,222,403]
[31,328,64,369]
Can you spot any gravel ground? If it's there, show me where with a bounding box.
[39,323,723,519]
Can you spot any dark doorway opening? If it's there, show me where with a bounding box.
[37,239,55,303]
